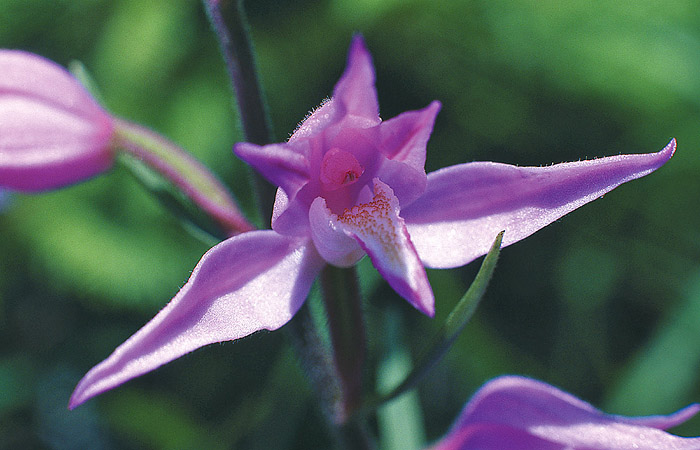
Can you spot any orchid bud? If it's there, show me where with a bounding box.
[0,50,115,191]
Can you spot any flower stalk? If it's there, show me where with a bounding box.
[201,0,272,146]
[283,301,344,422]
[336,419,377,450]
[201,0,276,219]
[202,0,370,438]
[320,265,366,422]
[201,3,375,444]
[113,118,254,236]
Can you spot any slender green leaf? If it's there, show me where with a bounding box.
[370,231,504,408]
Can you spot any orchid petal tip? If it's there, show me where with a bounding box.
[351,33,367,48]
[665,137,677,157]
[67,393,82,411]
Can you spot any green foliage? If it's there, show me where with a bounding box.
[2,0,700,447]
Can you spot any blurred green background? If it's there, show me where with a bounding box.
[2,0,700,448]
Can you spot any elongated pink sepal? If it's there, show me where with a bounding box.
[69,231,323,409]
[404,139,675,268]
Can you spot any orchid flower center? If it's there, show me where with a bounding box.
[320,148,364,191]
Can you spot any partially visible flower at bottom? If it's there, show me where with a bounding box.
[429,376,700,450]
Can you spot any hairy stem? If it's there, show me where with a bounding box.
[320,265,367,423]
[114,118,254,237]
[202,0,276,221]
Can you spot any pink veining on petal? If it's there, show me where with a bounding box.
[336,180,405,266]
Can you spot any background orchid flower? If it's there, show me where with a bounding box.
[429,376,700,450]
[0,49,252,236]
[0,50,115,191]
[69,35,674,409]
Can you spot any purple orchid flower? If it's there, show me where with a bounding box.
[0,50,115,191]
[69,36,674,408]
[429,376,700,450]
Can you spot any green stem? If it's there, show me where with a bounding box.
[203,3,373,448]
[285,290,376,450]
[336,418,376,450]
[284,301,343,423]
[202,0,276,221]
[376,308,426,449]
[320,265,367,423]
[113,118,254,236]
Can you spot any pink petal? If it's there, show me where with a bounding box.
[332,35,380,126]
[379,101,441,173]
[429,423,563,450]
[375,157,427,210]
[0,50,114,191]
[234,141,310,197]
[0,50,103,117]
[403,139,675,268]
[434,375,700,450]
[310,179,434,316]
[370,101,441,208]
[624,405,700,430]
[69,231,324,409]
[289,98,342,142]
[288,35,380,143]
[272,187,314,237]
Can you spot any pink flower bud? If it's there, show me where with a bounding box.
[0,50,115,191]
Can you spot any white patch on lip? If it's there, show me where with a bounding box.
[336,178,402,267]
